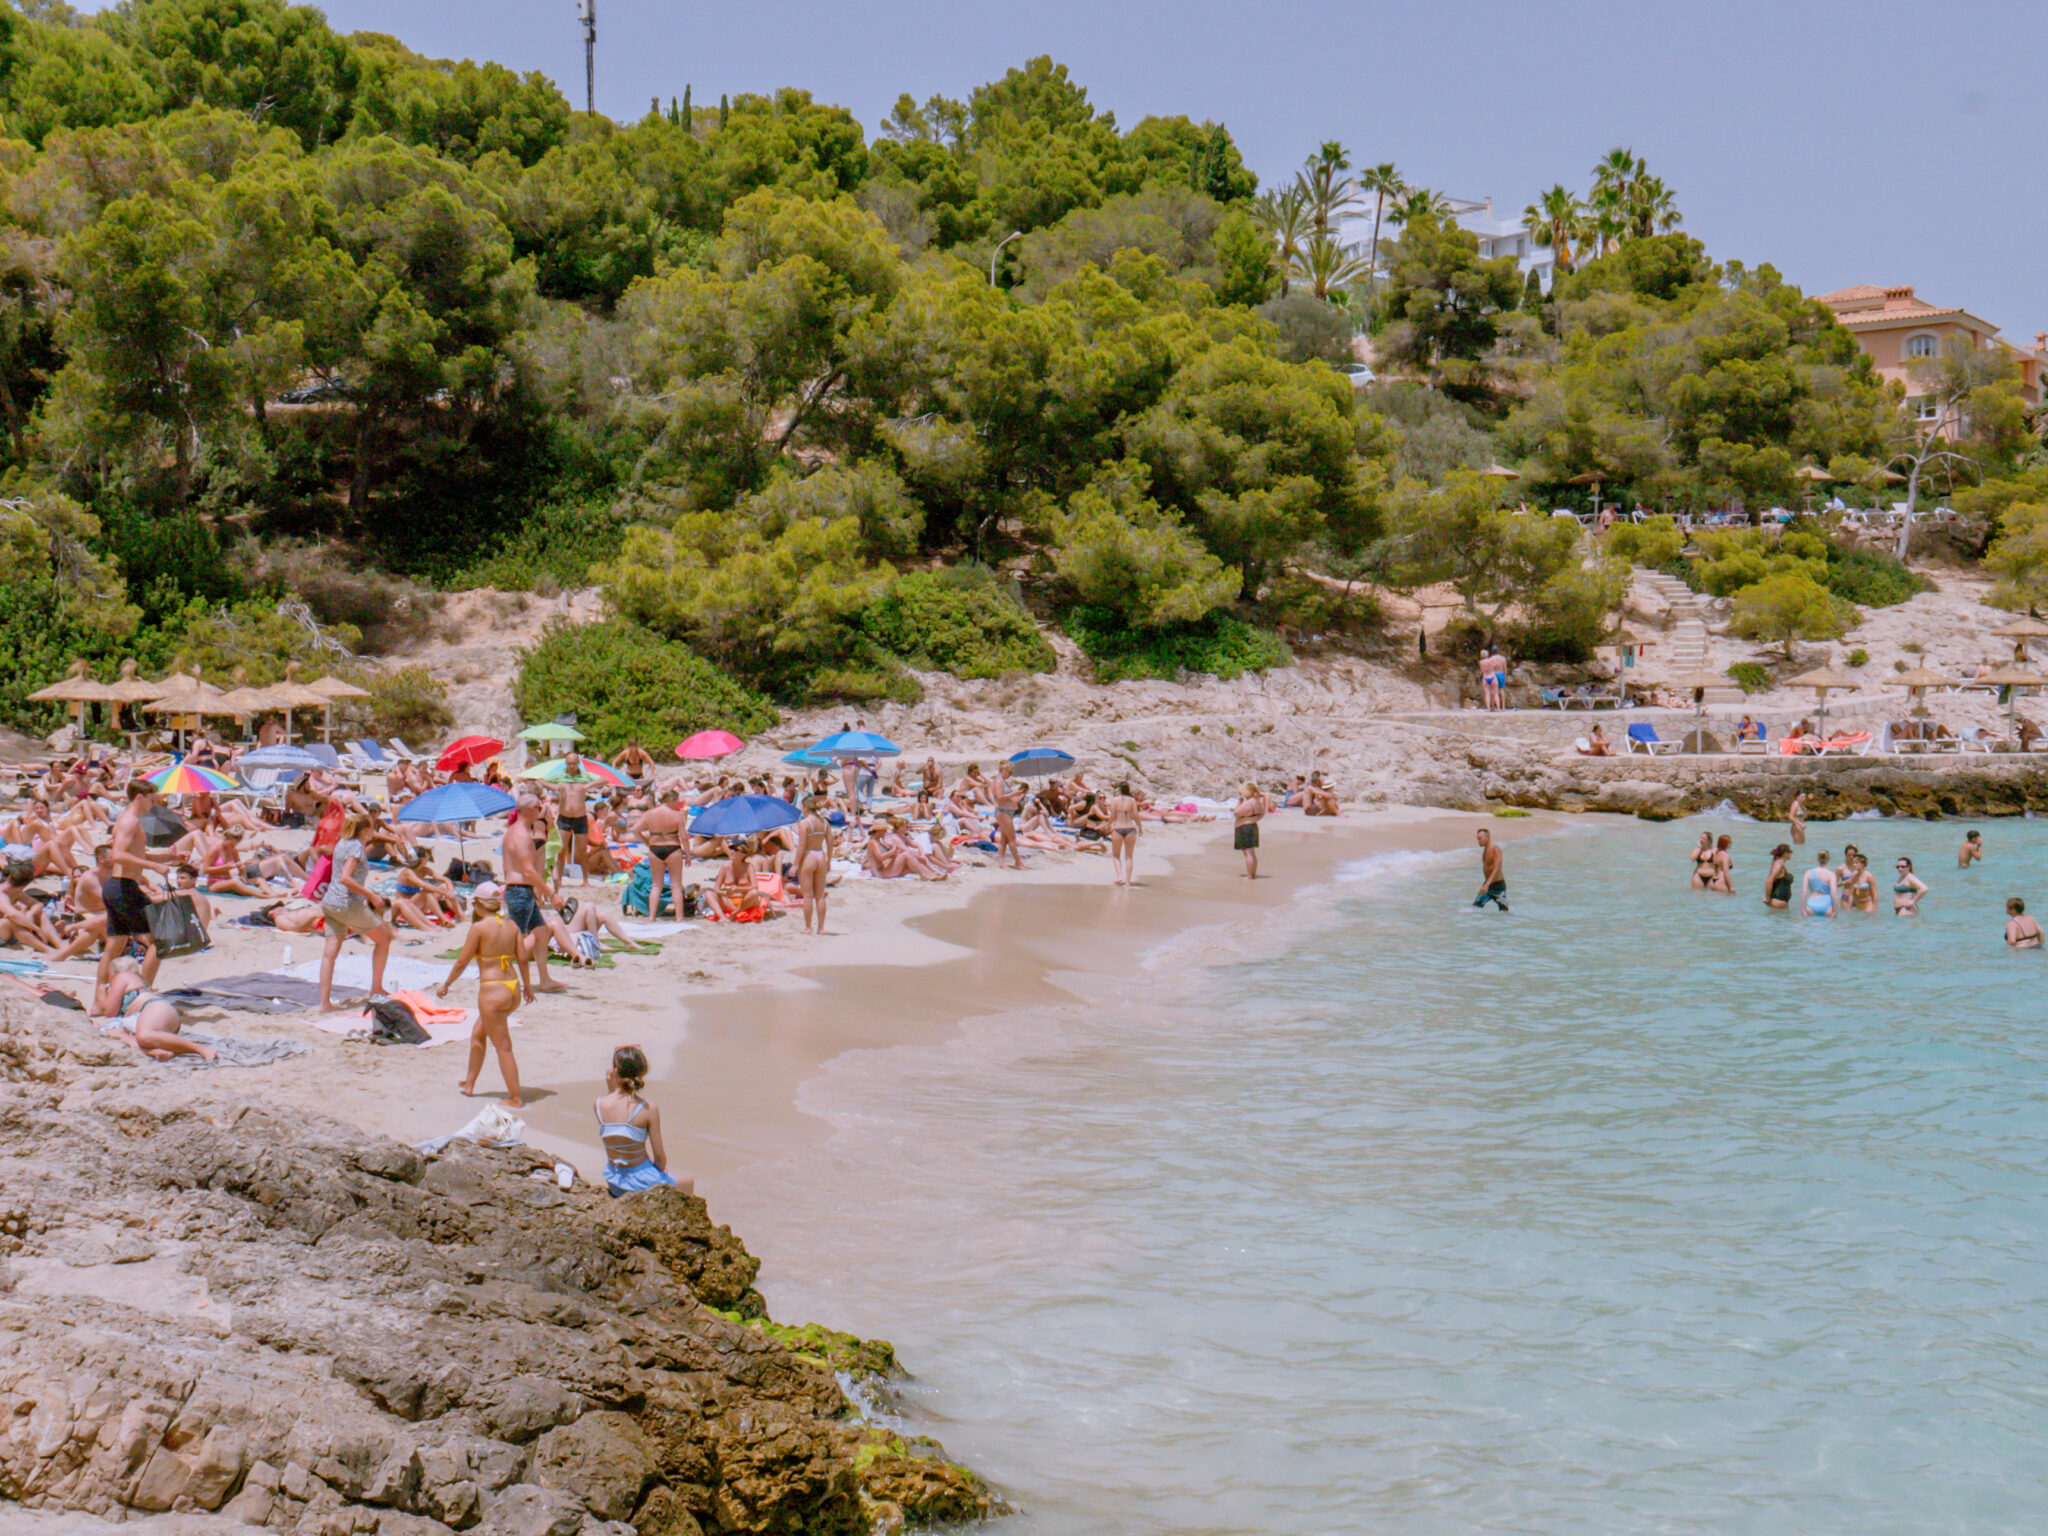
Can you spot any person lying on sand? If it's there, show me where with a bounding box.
[554,897,642,967]
[95,956,215,1062]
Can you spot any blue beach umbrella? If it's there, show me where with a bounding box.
[782,748,836,767]
[813,730,900,759]
[239,744,325,770]
[1006,748,1076,778]
[690,793,802,839]
[394,783,518,825]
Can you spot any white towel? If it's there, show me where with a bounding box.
[280,954,451,993]
[617,921,689,941]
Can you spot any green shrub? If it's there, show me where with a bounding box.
[1823,547,1927,608]
[1064,607,1291,682]
[861,568,1055,678]
[450,499,637,593]
[1726,661,1771,695]
[1255,572,1383,637]
[514,619,778,757]
[1607,515,1684,567]
[799,643,923,705]
[1845,647,1869,668]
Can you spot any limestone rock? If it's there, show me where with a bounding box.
[0,1002,998,1535]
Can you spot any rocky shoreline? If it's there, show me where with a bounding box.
[0,1004,999,1536]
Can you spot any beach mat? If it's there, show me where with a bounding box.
[163,1032,311,1068]
[162,972,356,1013]
[281,954,451,994]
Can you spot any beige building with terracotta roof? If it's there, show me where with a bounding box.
[1816,283,2045,417]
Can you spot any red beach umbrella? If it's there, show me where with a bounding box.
[676,729,745,760]
[437,735,506,772]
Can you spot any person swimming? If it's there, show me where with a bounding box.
[1801,851,1838,918]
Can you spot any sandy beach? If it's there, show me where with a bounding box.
[87,801,1563,1206]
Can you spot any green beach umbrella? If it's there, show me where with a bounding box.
[518,722,585,742]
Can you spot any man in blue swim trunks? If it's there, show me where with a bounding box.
[1474,827,1509,911]
[501,795,571,993]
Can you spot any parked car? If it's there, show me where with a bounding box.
[1337,361,1376,388]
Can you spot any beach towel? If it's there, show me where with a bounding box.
[618,922,688,941]
[282,954,450,994]
[387,989,466,1025]
[162,972,355,1013]
[701,906,766,923]
[163,1032,311,1068]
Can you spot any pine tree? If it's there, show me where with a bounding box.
[1522,267,1544,313]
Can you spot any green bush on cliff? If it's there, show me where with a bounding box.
[1064,606,1291,682]
[514,619,777,755]
[861,567,1055,678]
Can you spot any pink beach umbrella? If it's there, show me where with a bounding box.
[676,730,745,760]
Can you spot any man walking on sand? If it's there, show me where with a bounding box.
[503,795,571,993]
[1473,827,1509,911]
[553,753,592,887]
[100,779,174,996]
[1234,782,1274,879]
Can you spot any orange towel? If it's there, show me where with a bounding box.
[388,989,467,1025]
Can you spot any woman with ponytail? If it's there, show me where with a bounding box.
[593,1044,687,1198]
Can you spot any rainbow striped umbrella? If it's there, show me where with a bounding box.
[149,762,239,795]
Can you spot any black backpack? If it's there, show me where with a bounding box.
[368,997,430,1046]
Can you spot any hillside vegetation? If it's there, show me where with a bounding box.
[0,1,2039,735]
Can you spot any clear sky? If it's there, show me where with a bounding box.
[154,0,2048,337]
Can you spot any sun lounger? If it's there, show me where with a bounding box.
[1735,724,1771,756]
[1539,687,1571,710]
[1626,723,1681,756]
[386,738,426,763]
[1811,732,1873,756]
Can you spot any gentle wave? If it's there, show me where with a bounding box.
[1332,847,1456,884]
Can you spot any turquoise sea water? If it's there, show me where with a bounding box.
[745,816,2048,1534]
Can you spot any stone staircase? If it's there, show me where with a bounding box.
[1634,571,1744,702]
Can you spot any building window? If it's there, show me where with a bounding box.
[1904,333,1938,359]
[1908,396,1940,422]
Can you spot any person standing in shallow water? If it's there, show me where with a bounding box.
[1960,830,1984,869]
[1233,782,1271,879]
[1473,827,1509,911]
[1788,792,1807,846]
[2005,897,2042,948]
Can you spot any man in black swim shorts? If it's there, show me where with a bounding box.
[100,778,176,994]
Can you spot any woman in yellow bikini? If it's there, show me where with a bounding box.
[436,881,532,1108]
[795,794,833,935]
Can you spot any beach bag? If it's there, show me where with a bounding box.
[622,861,674,919]
[311,801,346,853]
[148,894,207,957]
[368,996,430,1046]
[299,854,331,902]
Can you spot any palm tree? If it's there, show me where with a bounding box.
[1625,172,1682,239]
[1389,187,1450,228]
[1522,184,1581,277]
[1295,232,1371,301]
[1251,184,1311,298]
[1581,181,1628,259]
[1359,161,1404,289]
[1591,146,1644,200]
[1300,141,1358,240]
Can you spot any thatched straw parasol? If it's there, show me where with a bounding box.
[100,659,166,706]
[1793,464,1834,483]
[304,674,370,743]
[1785,663,1862,737]
[1973,664,2048,735]
[1884,665,1957,717]
[213,669,277,735]
[1479,463,1521,481]
[1663,667,1729,744]
[261,664,332,742]
[28,661,115,732]
[1990,616,2048,662]
[143,673,237,751]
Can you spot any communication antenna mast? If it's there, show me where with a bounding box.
[576,0,596,116]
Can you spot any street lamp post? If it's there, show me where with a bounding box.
[990,230,1022,288]
[577,0,596,116]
